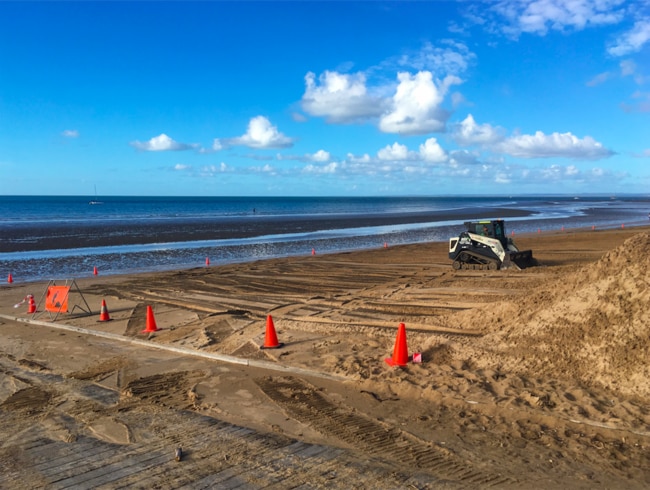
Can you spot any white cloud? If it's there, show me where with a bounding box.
[197,138,224,154]
[393,40,475,77]
[301,41,472,133]
[171,162,229,177]
[590,167,606,177]
[348,139,448,167]
[586,59,645,87]
[566,165,579,176]
[201,163,228,176]
[608,18,650,56]
[291,111,308,122]
[303,162,339,174]
[310,150,331,162]
[620,90,650,112]
[498,131,614,159]
[130,133,197,151]
[517,164,623,185]
[228,116,293,149]
[453,114,505,146]
[419,137,448,163]
[274,149,331,163]
[346,153,372,164]
[495,172,511,184]
[379,71,460,135]
[620,59,636,76]
[251,164,276,174]
[586,71,612,86]
[540,164,580,180]
[449,149,482,167]
[377,142,414,161]
[449,161,623,188]
[450,91,466,108]
[317,146,626,190]
[490,0,626,37]
[301,71,385,123]
[61,129,79,138]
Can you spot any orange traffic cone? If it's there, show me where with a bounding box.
[93,266,98,276]
[311,248,316,255]
[141,305,159,333]
[205,257,210,266]
[8,273,13,284]
[98,299,112,322]
[27,295,36,314]
[260,315,283,349]
[385,322,409,367]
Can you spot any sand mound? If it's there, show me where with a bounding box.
[457,232,650,398]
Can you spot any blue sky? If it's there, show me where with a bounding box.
[1,1,649,197]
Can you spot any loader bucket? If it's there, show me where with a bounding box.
[506,250,536,269]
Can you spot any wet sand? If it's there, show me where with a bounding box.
[1,207,533,252]
[0,225,649,488]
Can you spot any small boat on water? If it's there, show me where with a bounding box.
[89,185,103,205]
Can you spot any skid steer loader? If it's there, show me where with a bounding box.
[448,220,535,270]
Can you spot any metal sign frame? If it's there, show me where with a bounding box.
[33,278,92,321]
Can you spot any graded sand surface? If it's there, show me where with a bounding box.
[1,226,649,488]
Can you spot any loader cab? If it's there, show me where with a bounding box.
[464,220,508,249]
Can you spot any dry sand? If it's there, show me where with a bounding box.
[1,226,649,489]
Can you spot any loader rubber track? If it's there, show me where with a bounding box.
[452,251,499,271]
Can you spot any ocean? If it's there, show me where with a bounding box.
[1,195,648,283]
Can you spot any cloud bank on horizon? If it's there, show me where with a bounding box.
[1,0,649,195]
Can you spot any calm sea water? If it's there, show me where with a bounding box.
[1,195,648,283]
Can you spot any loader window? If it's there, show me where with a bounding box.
[477,222,493,237]
[494,222,508,248]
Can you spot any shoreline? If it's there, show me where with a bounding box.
[4,224,650,288]
[0,206,535,253]
[2,190,648,285]
[3,217,649,285]
[3,212,648,257]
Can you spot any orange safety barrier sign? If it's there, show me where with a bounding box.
[46,286,70,313]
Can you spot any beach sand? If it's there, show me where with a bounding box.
[1,225,649,488]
